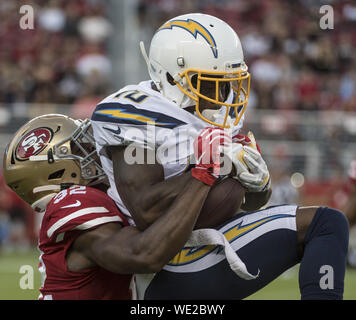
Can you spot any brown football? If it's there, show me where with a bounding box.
[194,178,245,229]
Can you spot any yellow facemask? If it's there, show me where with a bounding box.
[176,68,251,128]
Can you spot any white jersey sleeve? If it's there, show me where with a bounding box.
[91,81,206,223]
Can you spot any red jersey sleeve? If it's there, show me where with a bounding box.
[42,186,127,243]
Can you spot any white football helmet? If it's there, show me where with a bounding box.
[140,13,250,128]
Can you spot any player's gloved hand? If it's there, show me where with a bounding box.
[191,127,232,186]
[238,145,271,192]
[232,133,262,154]
[349,160,356,185]
[221,131,270,192]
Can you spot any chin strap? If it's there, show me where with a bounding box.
[31,185,61,213]
[31,193,58,213]
[33,185,61,194]
[140,41,161,89]
[139,41,150,70]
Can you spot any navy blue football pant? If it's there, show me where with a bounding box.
[140,205,348,300]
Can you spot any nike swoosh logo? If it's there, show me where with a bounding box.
[103,126,121,135]
[61,200,81,209]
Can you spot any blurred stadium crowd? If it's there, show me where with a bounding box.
[0,0,112,120]
[0,0,355,250]
[0,0,115,250]
[136,0,356,112]
[1,0,355,112]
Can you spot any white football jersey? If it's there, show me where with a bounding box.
[91,80,244,224]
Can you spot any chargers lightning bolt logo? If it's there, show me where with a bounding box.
[95,109,176,126]
[158,19,218,58]
[168,214,293,266]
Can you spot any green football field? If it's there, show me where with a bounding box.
[1,248,356,300]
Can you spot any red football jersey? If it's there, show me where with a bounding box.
[38,186,134,300]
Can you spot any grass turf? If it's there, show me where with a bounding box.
[1,248,356,300]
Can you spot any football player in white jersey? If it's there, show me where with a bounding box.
[91,13,349,299]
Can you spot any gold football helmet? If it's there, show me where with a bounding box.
[3,114,106,212]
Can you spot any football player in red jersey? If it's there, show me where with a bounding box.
[3,114,213,300]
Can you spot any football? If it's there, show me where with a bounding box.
[194,178,245,229]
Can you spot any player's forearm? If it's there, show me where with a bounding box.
[344,186,356,226]
[130,178,210,272]
[95,178,210,274]
[241,188,272,211]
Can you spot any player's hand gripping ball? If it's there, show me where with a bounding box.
[221,131,271,193]
[192,127,245,229]
[349,160,356,184]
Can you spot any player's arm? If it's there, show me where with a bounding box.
[110,145,196,230]
[68,176,210,274]
[344,160,356,226]
[345,186,356,226]
[67,129,225,273]
[109,127,228,230]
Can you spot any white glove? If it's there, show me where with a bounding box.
[220,142,249,176]
[238,146,270,192]
[220,132,270,192]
